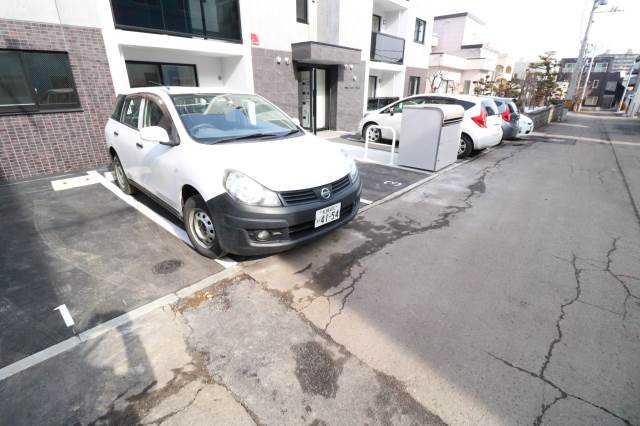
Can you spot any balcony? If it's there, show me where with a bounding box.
[370,32,405,65]
[110,0,242,43]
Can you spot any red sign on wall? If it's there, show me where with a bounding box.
[251,33,260,46]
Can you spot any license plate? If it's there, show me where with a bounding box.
[315,203,341,228]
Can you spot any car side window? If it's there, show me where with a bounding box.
[392,98,423,113]
[482,102,499,116]
[122,97,142,128]
[143,99,172,133]
[111,95,125,121]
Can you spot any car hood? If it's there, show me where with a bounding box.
[199,133,351,192]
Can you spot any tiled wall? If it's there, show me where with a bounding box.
[0,19,114,181]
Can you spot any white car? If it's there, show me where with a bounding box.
[517,114,534,136]
[358,94,503,158]
[105,87,361,258]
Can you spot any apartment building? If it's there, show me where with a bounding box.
[429,12,513,94]
[558,55,629,109]
[249,0,431,127]
[0,0,430,181]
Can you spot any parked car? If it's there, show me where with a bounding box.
[106,87,361,258]
[358,94,503,158]
[488,96,520,140]
[518,114,534,136]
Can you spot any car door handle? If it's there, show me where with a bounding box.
[136,142,143,149]
[113,131,119,136]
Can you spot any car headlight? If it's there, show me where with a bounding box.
[340,150,359,182]
[223,170,281,206]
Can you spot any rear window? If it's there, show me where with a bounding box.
[482,101,499,116]
[494,100,507,113]
[111,95,125,121]
[453,99,475,111]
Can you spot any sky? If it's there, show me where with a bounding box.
[428,0,640,61]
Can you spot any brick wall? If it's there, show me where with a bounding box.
[0,19,114,181]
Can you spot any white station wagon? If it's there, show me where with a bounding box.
[105,87,361,258]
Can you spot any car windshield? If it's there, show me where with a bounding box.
[171,94,300,143]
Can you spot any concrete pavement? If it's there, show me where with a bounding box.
[1,112,638,425]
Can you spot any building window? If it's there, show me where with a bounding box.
[592,79,599,88]
[414,18,426,44]
[605,81,617,92]
[0,49,81,115]
[563,62,575,72]
[408,76,421,95]
[585,96,598,106]
[110,0,242,42]
[296,0,308,23]
[368,76,377,98]
[463,80,471,94]
[372,14,381,33]
[126,61,198,87]
[593,62,608,72]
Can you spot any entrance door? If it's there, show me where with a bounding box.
[316,69,327,129]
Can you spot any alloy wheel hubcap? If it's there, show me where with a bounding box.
[367,128,380,142]
[115,161,126,188]
[190,209,215,248]
[459,139,466,155]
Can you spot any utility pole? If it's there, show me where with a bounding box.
[567,0,608,110]
[577,45,597,112]
[618,56,640,112]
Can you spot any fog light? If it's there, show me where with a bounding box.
[256,230,270,241]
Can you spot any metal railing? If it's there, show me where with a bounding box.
[364,125,396,166]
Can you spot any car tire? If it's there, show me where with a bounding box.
[183,195,226,259]
[113,155,137,195]
[362,123,381,143]
[458,134,474,158]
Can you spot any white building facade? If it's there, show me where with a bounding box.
[429,12,514,95]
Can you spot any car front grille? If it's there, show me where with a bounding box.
[280,174,351,206]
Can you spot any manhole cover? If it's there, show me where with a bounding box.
[153,259,183,275]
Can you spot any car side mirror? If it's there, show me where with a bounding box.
[389,110,395,116]
[140,126,177,146]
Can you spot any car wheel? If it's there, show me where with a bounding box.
[458,134,474,158]
[362,123,381,143]
[113,155,137,195]
[183,195,226,259]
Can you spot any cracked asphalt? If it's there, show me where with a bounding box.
[1,112,639,425]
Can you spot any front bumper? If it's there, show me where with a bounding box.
[206,178,362,256]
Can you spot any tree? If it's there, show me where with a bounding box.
[493,78,520,98]
[426,70,446,93]
[528,51,559,106]
[473,77,494,96]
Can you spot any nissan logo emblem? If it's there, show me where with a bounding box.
[320,187,331,199]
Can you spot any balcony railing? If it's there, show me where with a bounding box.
[370,32,405,65]
[110,0,242,43]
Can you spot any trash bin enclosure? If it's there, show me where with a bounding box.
[397,104,464,172]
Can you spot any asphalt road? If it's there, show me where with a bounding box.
[1,112,638,425]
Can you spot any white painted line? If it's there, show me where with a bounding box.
[360,198,373,205]
[87,171,236,269]
[0,265,239,382]
[53,304,75,327]
[51,174,98,191]
[103,171,115,182]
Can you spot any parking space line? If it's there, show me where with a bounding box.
[51,174,99,191]
[87,171,236,269]
[359,147,497,213]
[0,266,239,382]
[360,198,373,205]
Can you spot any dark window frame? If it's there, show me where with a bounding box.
[414,18,426,44]
[372,14,381,33]
[408,76,421,95]
[296,0,308,24]
[109,0,243,44]
[125,60,199,87]
[121,95,143,130]
[0,48,81,116]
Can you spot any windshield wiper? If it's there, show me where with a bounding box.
[213,133,278,144]
[212,129,301,144]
